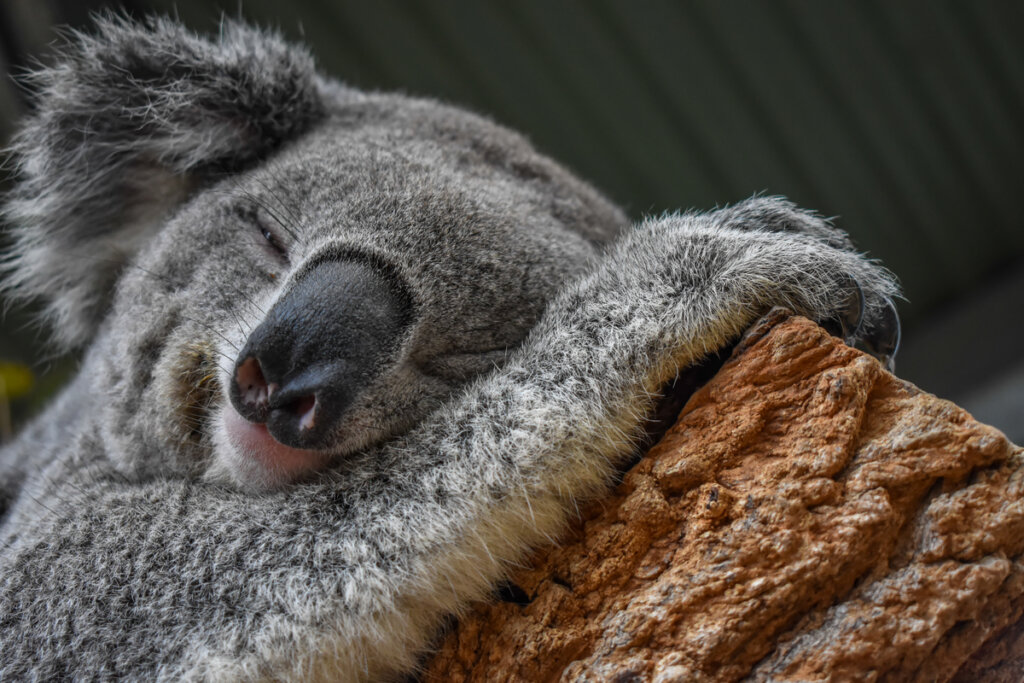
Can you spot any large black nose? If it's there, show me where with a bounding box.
[230,258,412,449]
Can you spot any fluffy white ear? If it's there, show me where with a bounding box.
[2,15,326,349]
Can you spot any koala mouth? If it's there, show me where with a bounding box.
[222,350,334,488]
[222,406,330,486]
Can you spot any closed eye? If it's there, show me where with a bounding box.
[417,348,512,381]
[258,221,289,261]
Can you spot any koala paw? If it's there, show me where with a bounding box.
[718,197,901,371]
[852,294,902,372]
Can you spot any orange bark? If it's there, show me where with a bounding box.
[423,316,1024,682]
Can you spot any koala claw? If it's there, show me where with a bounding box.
[853,296,902,373]
[819,279,901,373]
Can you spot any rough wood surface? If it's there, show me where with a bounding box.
[422,316,1024,682]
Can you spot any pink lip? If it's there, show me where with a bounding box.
[223,407,328,483]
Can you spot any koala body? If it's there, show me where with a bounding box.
[0,17,898,681]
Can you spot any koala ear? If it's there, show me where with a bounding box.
[2,15,326,349]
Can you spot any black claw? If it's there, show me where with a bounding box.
[868,296,901,370]
[844,279,868,346]
[857,297,901,372]
[822,282,901,373]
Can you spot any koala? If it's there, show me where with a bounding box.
[0,16,898,682]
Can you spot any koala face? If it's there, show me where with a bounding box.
[29,65,626,490]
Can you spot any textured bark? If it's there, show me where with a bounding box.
[422,315,1024,682]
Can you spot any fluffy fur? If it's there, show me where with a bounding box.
[0,17,898,681]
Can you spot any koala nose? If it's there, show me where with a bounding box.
[230,258,412,450]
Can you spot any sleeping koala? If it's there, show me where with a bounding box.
[0,16,898,681]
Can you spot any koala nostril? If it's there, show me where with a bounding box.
[235,356,271,421]
[264,390,325,448]
[283,395,317,432]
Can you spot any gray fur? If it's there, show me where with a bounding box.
[0,17,898,681]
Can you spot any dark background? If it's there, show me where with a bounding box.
[1,0,1022,441]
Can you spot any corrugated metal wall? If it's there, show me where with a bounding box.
[2,0,1023,437]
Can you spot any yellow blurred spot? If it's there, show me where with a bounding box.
[0,362,35,400]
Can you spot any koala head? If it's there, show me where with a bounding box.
[2,16,627,490]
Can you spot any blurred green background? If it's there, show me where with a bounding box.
[1,0,1022,441]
